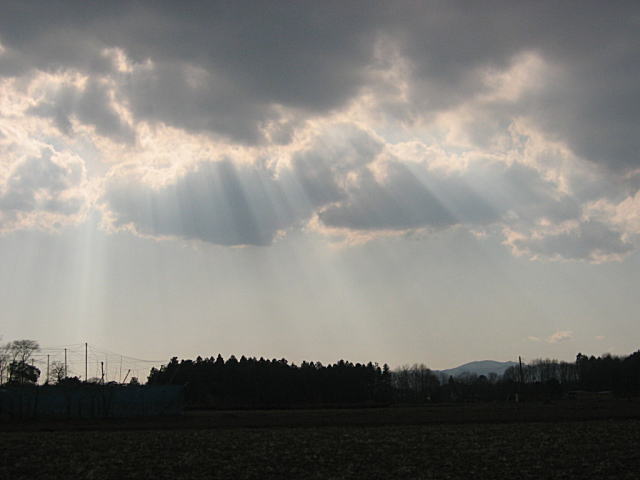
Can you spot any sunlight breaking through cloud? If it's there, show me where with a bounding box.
[0,2,638,262]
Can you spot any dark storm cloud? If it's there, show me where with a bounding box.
[319,163,462,231]
[3,1,640,257]
[0,1,118,76]
[317,158,579,233]
[2,1,637,166]
[386,2,640,172]
[120,62,271,144]
[28,79,134,142]
[0,1,381,143]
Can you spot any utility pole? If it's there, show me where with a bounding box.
[123,369,131,384]
[516,356,525,403]
[519,356,524,384]
[85,342,88,382]
[100,361,104,385]
[64,348,67,378]
[47,354,50,384]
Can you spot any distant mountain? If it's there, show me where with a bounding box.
[437,360,517,379]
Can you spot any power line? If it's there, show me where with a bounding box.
[88,343,166,363]
[2,342,174,382]
[5,341,172,385]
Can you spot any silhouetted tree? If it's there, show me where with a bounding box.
[7,339,39,364]
[8,360,40,385]
[4,339,40,385]
[49,361,66,384]
[0,341,9,384]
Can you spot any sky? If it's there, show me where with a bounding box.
[1,1,640,371]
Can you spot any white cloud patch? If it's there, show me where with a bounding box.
[504,220,634,263]
[546,331,573,344]
[0,146,90,232]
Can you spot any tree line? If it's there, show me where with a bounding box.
[504,351,640,396]
[147,355,394,408]
[148,350,640,407]
[3,337,640,406]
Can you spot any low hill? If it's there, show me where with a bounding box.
[438,360,517,379]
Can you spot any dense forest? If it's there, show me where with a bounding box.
[147,356,394,408]
[147,350,640,408]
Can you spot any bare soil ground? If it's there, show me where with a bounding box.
[2,400,640,479]
[2,398,639,432]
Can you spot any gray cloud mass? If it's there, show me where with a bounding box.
[508,220,634,263]
[1,1,638,164]
[105,160,298,246]
[1,1,639,259]
[0,149,87,230]
[28,79,134,142]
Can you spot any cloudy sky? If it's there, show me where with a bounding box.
[1,1,639,369]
